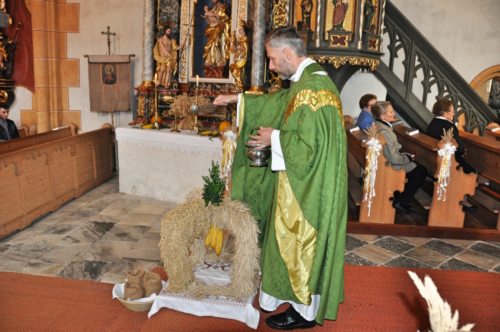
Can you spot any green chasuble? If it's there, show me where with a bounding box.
[231,62,347,324]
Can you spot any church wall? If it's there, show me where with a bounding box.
[66,0,144,131]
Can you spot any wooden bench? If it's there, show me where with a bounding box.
[484,127,500,141]
[0,125,115,238]
[394,125,477,228]
[459,130,500,229]
[346,124,406,224]
[0,124,77,155]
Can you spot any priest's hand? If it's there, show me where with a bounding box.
[249,127,273,148]
[213,94,238,106]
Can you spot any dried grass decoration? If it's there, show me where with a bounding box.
[436,128,457,201]
[159,162,260,299]
[169,94,212,130]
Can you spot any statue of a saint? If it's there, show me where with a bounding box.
[229,20,248,91]
[300,0,313,31]
[363,0,377,32]
[203,0,230,78]
[153,27,181,88]
[332,0,348,30]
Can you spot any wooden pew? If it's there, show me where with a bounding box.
[484,127,500,141]
[394,125,477,228]
[459,130,500,184]
[346,125,406,224]
[0,125,115,238]
[0,124,77,155]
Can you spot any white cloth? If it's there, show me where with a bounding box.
[259,289,320,321]
[147,261,260,329]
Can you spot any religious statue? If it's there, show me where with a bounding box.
[153,27,182,88]
[332,0,348,30]
[363,0,377,32]
[202,0,230,78]
[300,0,313,31]
[488,77,500,122]
[229,20,248,91]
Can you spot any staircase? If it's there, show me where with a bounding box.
[376,1,497,133]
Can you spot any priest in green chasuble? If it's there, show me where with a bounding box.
[214,27,347,330]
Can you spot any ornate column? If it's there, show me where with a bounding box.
[142,0,155,81]
[249,0,266,91]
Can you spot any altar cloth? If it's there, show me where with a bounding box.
[148,261,260,329]
[115,128,222,202]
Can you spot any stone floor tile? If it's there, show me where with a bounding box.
[61,221,114,244]
[58,199,90,212]
[352,244,398,265]
[102,225,149,242]
[1,229,43,245]
[441,239,475,249]
[124,246,161,261]
[404,246,449,267]
[385,256,431,269]
[119,213,162,226]
[81,240,134,262]
[394,236,430,247]
[344,253,376,266]
[373,236,414,254]
[134,238,160,250]
[143,232,161,241]
[59,260,109,280]
[470,242,500,259]
[494,264,500,273]
[439,258,487,272]
[455,249,499,270]
[345,235,367,252]
[424,239,463,256]
[348,233,380,243]
[38,243,92,264]
[131,202,173,215]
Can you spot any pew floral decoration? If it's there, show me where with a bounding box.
[362,125,382,216]
[436,129,457,202]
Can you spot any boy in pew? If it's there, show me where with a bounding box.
[355,93,377,130]
[426,99,476,174]
[0,106,19,142]
[372,101,428,214]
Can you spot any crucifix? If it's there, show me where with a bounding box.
[101,26,116,55]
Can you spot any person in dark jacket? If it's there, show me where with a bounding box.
[0,107,19,141]
[425,99,476,174]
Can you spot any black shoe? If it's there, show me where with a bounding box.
[265,306,316,330]
[393,202,413,214]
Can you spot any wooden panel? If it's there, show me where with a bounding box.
[0,127,115,238]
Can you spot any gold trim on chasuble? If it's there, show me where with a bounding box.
[275,172,317,305]
[284,89,343,123]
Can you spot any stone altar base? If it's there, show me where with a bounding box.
[115,128,222,203]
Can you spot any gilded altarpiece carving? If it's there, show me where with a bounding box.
[178,0,247,85]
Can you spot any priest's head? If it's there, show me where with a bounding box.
[265,27,307,80]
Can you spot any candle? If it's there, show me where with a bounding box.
[196,75,199,89]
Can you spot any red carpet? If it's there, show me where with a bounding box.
[0,265,498,331]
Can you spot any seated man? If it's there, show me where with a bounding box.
[372,101,428,214]
[355,93,377,130]
[0,106,19,142]
[425,99,476,174]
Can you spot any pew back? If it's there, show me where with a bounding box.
[459,130,500,184]
[0,124,77,155]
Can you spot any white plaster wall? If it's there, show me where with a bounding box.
[340,71,387,120]
[8,87,32,126]
[391,0,500,82]
[67,0,145,132]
